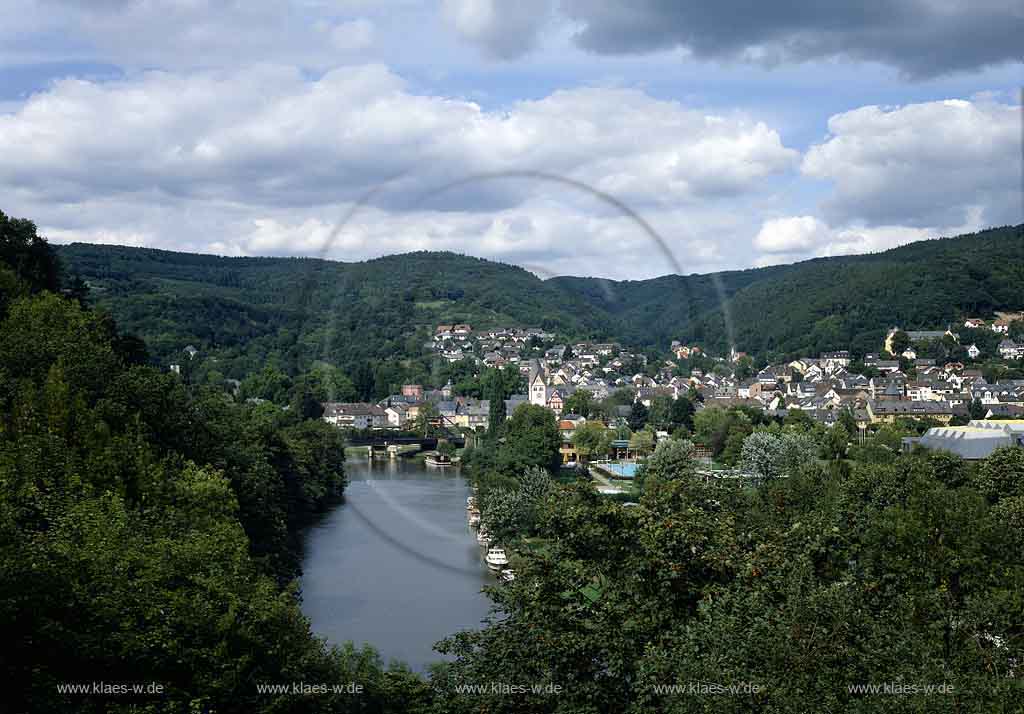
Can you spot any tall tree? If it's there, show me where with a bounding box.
[502,403,561,474]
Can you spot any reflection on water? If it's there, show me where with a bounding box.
[300,458,493,673]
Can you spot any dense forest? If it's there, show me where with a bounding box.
[0,212,431,712]
[58,224,1023,386]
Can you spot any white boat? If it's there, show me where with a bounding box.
[424,454,459,467]
[466,496,477,510]
[499,569,515,583]
[476,529,491,546]
[485,547,508,571]
[468,511,481,527]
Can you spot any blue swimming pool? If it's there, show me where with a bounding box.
[606,462,638,478]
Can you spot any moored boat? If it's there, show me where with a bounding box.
[424,454,460,467]
[485,547,508,571]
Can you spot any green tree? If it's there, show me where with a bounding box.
[628,427,655,456]
[628,401,648,431]
[636,437,695,488]
[483,368,508,438]
[888,329,910,356]
[741,430,818,480]
[501,403,561,474]
[822,423,851,461]
[572,420,610,462]
[437,439,457,462]
[415,401,440,437]
[562,389,596,418]
[240,365,293,404]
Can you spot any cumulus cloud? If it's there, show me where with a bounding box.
[0,65,797,212]
[754,216,829,253]
[802,96,1021,228]
[0,64,797,278]
[751,212,987,268]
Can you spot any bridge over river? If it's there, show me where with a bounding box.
[346,434,466,452]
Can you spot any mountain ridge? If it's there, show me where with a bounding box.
[56,224,1023,376]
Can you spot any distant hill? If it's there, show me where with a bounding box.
[57,224,1023,376]
[554,224,1024,357]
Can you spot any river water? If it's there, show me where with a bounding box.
[300,457,494,672]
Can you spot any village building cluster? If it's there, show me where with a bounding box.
[319,314,1024,457]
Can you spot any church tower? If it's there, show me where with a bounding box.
[528,360,547,407]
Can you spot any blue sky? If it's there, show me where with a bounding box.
[0,1,1020,279]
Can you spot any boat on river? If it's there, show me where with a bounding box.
[485,547,508,571]
[424,454,460,467]
[468,511,481,527]
[499,569,515,583]
[476,528,491,546]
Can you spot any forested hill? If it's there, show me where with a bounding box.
[58,224,1023,374]
[554,223,1024,356]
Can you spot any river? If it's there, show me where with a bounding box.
[300,457,494,673]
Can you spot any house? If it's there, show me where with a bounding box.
[673,344,702,360]
[385,403,410,428]
[964,318,986,329]
[757,366,790,385]
[967,344,981,359]
[401,384,424,400]
[866,400,961,425]
[999,340,1024,360]
[821,351,852,370]
[545,386,573,415]
[452,399,490,431]
[322,402,388,429]
[865,353,902,373]
[505,394,529,418]
[558,419,580,463]
[986,404,1024,419]
[885,327,958,354]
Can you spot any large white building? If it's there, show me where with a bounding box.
[908,420,1024,460]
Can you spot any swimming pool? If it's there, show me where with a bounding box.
[605,462,638,478]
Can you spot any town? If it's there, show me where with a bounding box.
[319,312,1024,465]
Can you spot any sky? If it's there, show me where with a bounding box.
[0,1,1021,280]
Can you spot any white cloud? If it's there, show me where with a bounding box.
[1,63,799,278]
[802,96,1021,228]
[0,64,797,210]
[5,62,1016,280]
[751,211,987,267]
[753,216,828,253]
